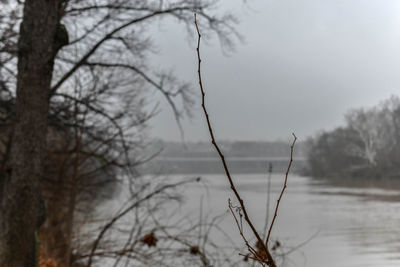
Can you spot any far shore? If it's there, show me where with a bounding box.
[310,176,400,202]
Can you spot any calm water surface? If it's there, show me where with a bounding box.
[180,174,400,267]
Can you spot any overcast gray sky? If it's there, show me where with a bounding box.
[148,0,400,142]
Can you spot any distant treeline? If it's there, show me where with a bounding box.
[305,96,400,180]
[142,140,306,174]
[152,139,306,158]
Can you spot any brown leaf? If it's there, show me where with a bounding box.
[189,245,200,255]
[141,232,158,247]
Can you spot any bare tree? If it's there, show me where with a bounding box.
[306,95,400,180]
[0,1,68,266]
[0,1,243,266]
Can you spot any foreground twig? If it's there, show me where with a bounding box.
[228,199,267,266]
[194,14,277,267]
[262,163,273,240]
[266,133,297,244]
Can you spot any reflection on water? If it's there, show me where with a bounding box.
[180,174,400,267]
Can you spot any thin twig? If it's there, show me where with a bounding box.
[86,177,199,266]
[262,163,273,240]
[266,133,297,244]
[228,199,266,266]
[194,13,276,267]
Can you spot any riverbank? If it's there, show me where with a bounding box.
[310,176,400,202]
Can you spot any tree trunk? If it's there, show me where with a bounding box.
[0,1,66,266]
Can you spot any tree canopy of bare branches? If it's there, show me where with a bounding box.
[0,1,242,266]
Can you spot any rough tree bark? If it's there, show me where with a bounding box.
[0,1,67,266]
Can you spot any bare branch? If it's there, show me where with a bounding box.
[228,199,266,267]
[266,133,297,244]
[86,177,200,266]
[262,163,273,240]
[83,61,187,138]
[51,6,196,96]
[194,13,276,267]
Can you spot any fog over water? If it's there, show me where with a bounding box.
[148,0,400,142]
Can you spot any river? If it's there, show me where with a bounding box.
[177,173,400,267]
